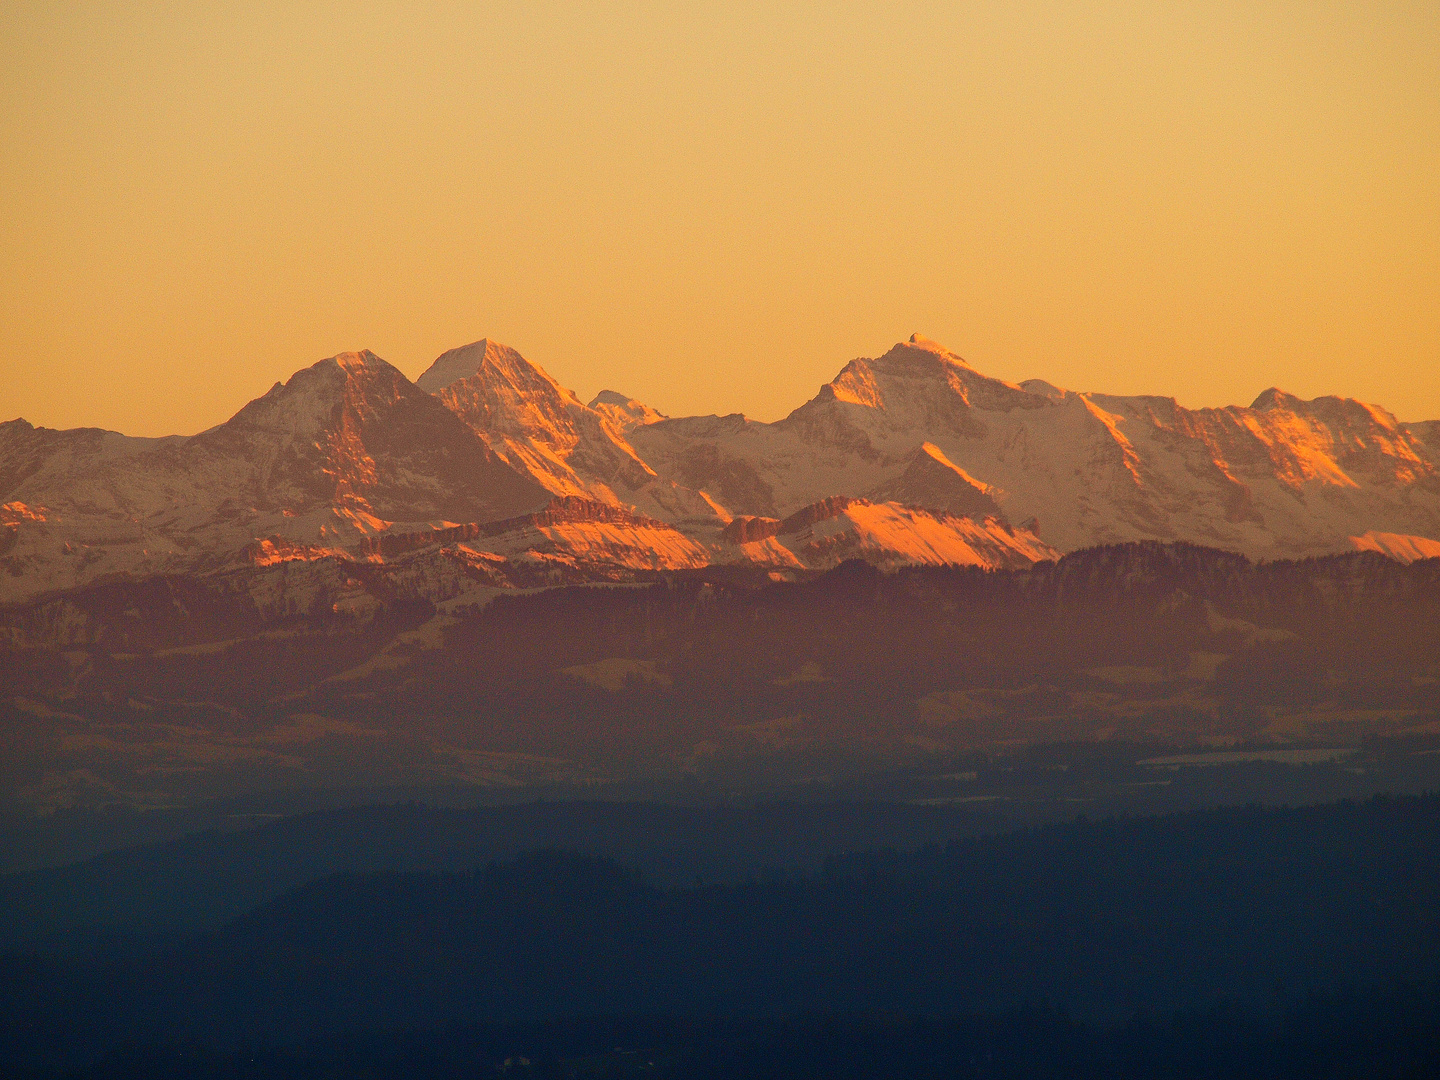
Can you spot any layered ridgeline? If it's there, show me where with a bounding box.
[3,335,1438,604]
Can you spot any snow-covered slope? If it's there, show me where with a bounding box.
[418,340,649,499]
[467,496,710,573]
[864,443,1003,521]
[588,390,667,432]
[1350,531,1440,564]
[1405,420,1440,455]
[4,332,1434,607]
[626,335,1440,560]
[417,340,724,527]
[0,351,549,601]
[716,497,1057,571]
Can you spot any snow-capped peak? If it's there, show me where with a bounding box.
[418,339,520,393]
[416,339,661,506]
[901,333,973,367]
[1020,378,1067,400]
[906,332,953,354]
[328,349,387,372]
[591,390,634,406]
[589,391,667,432]
[420,339,584,444]
[5,332,1438,610]
[1249,387,1297,411]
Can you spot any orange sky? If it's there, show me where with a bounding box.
[2,2,1437,435]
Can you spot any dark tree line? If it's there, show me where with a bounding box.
[4,794,1440,1075]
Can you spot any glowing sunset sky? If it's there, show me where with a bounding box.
[2,2,1437,436]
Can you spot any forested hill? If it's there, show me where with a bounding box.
[3,794,1440,1077]
[3,544,1439,815]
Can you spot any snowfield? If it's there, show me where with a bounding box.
[3,334,1437,605]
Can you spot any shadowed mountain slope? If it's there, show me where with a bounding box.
[626,335,1440,558]
[4,335,1436,605]
[0,352,550,599]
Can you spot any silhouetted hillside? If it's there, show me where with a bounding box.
[0,801,999,950]
[4,794,1439,1074]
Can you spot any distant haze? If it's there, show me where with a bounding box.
[2,1,1437,436]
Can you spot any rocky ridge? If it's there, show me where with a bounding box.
[3,334,1437,610]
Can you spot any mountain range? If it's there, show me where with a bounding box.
[4,334,1438,608]
[6,335,1439,1077]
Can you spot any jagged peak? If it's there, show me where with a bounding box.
[720,497,860,545]
[892,334,972,367]
[843,336,990,388]
[824,337,972,388]
[796,337,1033,424]
[254,351,405,402]
[590,390,633,407]
[1248,387,1403,432]
[416,338,567,398]
[823,359,886,408]
[419,339,493,393]
[207,349,445,446]
[327,349,386,371]
[1021,378,1066,400]
[911,441,950,461]
[906,442,993,490]
[864,442,1002,520]
[291,350,402,388]
[907,332,947,351]
[589,390,667,432]
[1250,387,1300,411]
[905,441,966,471]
